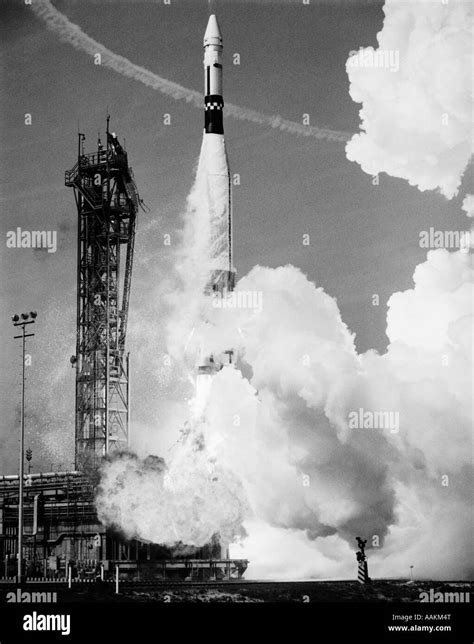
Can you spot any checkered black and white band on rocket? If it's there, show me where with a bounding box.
[205,94,224,134]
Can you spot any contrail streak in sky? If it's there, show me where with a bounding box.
[32,0,351,143]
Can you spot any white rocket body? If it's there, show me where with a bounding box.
[202,13,235,295]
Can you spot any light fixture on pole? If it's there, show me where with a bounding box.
[12,311,37,584]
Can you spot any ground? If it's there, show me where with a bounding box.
[31,579,473,603]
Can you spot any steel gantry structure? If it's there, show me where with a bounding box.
[65,118,140,470]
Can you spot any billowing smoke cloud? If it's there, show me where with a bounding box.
[200,268,399,547]
[98,224,473,579]
[96,450,249,548]
[32,0,349,142]
[345,0,473,198]
[386,248,472,351]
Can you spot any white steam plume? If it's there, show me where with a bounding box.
[32,0,350,142]
[98,247,472,578]
[345,0,473,198]
[96,451,249,548]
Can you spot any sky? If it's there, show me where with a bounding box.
[0,0,472,580]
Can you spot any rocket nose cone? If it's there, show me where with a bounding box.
[204,14,223,47]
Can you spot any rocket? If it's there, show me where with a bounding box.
[195,14,236,379]
[202,14,236,297]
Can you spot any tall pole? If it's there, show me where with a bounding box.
[12,312,37,584]
[18,326,25,583]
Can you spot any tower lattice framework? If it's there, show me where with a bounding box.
[65,120,140,470]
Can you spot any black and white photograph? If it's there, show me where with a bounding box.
[0,0,472,641]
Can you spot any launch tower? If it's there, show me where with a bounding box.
[65,119,140,470]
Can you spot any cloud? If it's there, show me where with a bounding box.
[345,0,473,198]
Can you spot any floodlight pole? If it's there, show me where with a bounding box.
[12,314,36,583]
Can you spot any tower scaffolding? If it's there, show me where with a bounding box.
[65,118,140,470]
